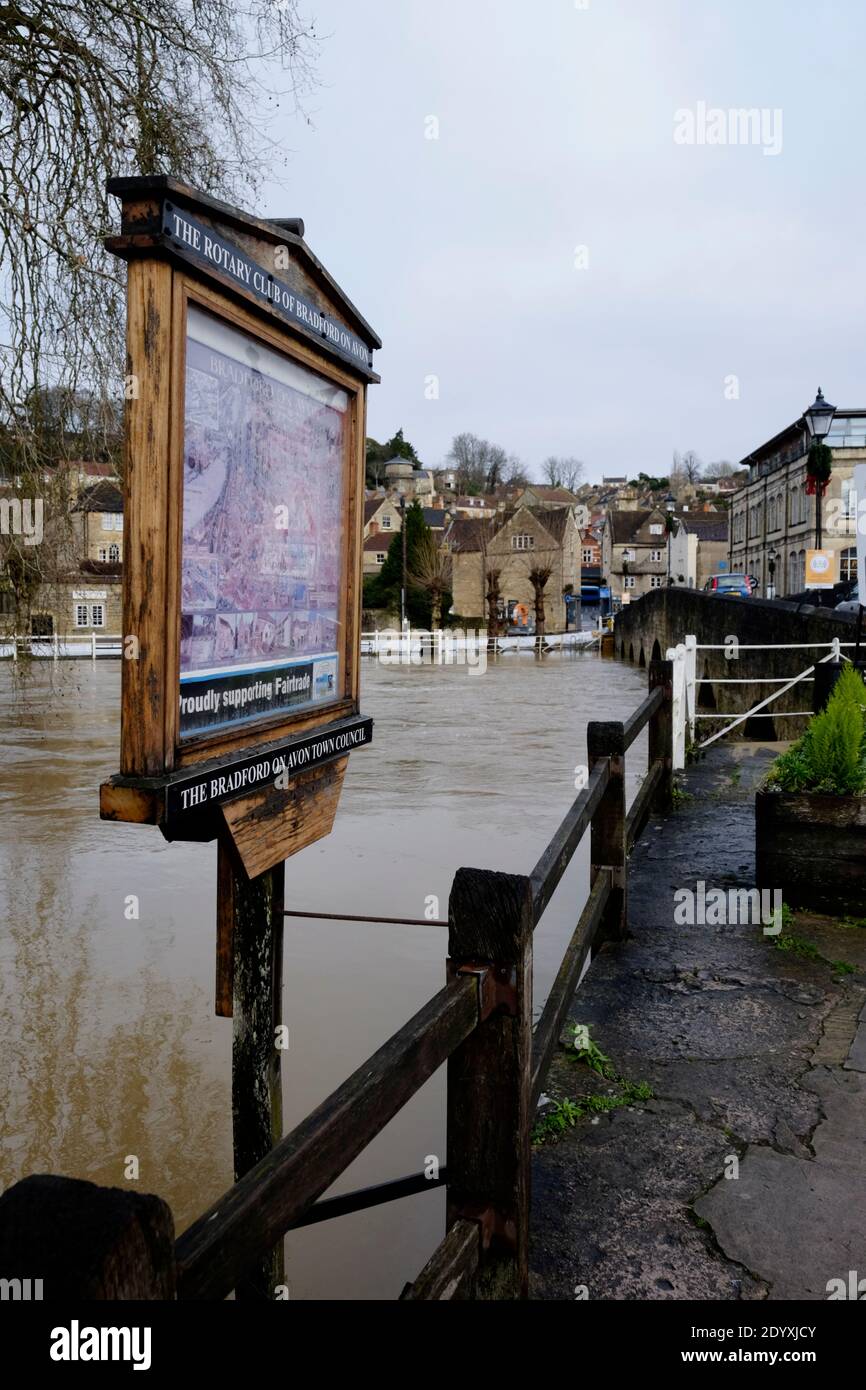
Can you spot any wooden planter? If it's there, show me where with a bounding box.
[756,789,866,915]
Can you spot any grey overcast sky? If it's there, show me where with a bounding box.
[257,0,866,482]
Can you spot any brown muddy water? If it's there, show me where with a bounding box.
[0,651,647,1298]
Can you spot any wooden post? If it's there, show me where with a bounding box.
[0,1174,175,1298]
[446,866,533,1299]
[219,838,286,1300]
[648,658,674,813]
[587,720,627,942]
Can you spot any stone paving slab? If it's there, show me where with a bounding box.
[530,742,866,1301]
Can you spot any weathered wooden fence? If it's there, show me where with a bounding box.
[0,660,673,1301]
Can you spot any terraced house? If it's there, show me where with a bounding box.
[730,406,866,595]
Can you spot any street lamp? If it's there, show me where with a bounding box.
[767,548,778,600]
[803,388,836,550]
[803,388,836,442]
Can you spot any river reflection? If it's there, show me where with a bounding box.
[0,651,647,1298]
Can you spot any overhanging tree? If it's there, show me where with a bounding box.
[0,1,319,632]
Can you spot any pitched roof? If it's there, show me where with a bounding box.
[608,510,653,543]
[453,495,496,508]
[519,485,579,504]
[364,533,392,552]
[449,506,572,551]
[365,495,401,522]
[72,481,123,513]
[447,517,496,550]
[422,508,447,527]
[678,512,728,541]
[528,505,571,543]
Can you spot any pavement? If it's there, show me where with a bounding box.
[530,742,866,1301]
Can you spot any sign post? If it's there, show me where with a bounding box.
[99,177,379,1298]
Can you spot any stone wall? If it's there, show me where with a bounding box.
[615,588,861,740]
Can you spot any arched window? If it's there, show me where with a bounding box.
[799,549,806,589]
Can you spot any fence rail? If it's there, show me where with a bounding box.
[665,635,856,766]
[0,660,675,1301]
[0,632,124,660]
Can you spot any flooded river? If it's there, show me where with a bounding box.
[0,650,647,1298]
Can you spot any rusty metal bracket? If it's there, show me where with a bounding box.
[454,1201,518,1253]
[447,960,518,1020]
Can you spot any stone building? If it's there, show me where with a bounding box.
[602,509,673,600]
[730,408,866,595]
[449,504,580,630]
[1,470,124,639]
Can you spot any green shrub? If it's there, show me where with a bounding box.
[766,664,866,794]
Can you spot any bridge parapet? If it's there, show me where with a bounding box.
[614,589,859,740]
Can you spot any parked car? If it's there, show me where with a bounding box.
[703,573,752,597]
[835,586,861,615]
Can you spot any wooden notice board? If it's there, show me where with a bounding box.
[99,176,379,865]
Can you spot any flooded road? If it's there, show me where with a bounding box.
[0,650,647,1298]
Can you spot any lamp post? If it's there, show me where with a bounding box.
[399,493,407,629]
[767,548,778,600]
[803,388,836,551]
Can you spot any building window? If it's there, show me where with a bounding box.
[381,516,392,529]
[30,613,53,637]
[650,575,663,588]
[98,547,107,561]
[376,553,386,565]
[582,548,595,564]
[649,524,663,535]
[623,575,635,589]
[109,544,120,562]
[74,603,105,627]
[512,534,535,551]
[650,549,663,563]
[622,547,635,561]
[841,546,857,580]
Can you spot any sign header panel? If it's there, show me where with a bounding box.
[164,205,374,373]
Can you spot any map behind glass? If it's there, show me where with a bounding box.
[179,305,348,738]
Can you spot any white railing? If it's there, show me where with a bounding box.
[360,627,600,657]
[0,633,124,661]
[665,635,857,769]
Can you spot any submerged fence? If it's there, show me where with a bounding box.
[0,661,674,1300]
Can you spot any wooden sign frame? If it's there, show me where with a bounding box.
[99,177,379,843]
